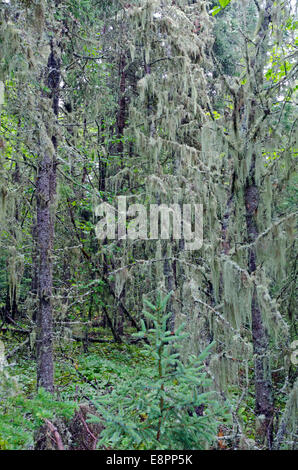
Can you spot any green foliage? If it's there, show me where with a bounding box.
[0,0,297,451]
[90,294,229,450]
[0,368,77,450]
[210,0,232,16]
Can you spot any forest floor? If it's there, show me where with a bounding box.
[0,323,289,450]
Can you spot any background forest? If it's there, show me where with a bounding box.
[0,0,297,451]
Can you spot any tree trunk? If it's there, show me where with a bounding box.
[117,53,126,157]
[36,40,60,393]
[245,157,274,447]
[36,150,55,392]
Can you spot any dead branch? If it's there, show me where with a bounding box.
[44,419,65,450]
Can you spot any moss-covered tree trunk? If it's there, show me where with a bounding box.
[245,158,273,445]
[242,0,274,446]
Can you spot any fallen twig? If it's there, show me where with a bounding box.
[44,419,65,450]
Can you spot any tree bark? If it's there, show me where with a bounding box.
[245,162,273,446]
[36,40,60,393]
[117,53,126,157]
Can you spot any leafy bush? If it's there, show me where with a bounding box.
[0,368,77,450]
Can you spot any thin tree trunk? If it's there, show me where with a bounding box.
[117,53,126,157]
[245,159,274,446]
[36,40,60,392]
[36,148,55,392]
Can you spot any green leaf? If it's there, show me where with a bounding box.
[144,299,157,311]
[219,0,231,7]
[210,6,221,16]
[160,291,173,312]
